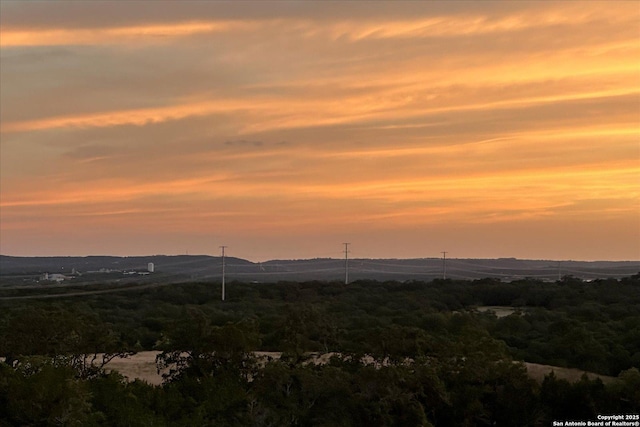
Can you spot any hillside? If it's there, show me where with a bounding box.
[1,255,638,284]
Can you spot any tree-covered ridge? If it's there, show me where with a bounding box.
[2,255,638,283]
[1,275,639,425]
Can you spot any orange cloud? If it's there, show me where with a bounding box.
[0,100,268,133]
[326,6,634,41]
[3,2,635,47]
[0,20,249,47]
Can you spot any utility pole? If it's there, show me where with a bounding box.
[557,261,561,282]
[441,251,448,280]
[220,246,227,301]
[343,243,350,284]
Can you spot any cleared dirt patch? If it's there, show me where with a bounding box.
[524,362,617,385]
[104,351,618,386]
[106,351,165,385]
[475,306,519,318]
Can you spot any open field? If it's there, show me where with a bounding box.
[104,351,618,386]
[475,306,519,318]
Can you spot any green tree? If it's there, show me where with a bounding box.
[1,359,93,426]
[0,306,133,379]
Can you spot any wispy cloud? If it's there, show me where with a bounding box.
[0,20,252,47]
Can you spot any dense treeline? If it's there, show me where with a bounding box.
[1,275,639,425]
[5,275,636,375]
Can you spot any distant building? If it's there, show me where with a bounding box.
[148,262,154,273]
[41,273,67,282]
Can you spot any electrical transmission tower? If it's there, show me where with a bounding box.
[441,251,448,280]
[343,243,350,284]
[220,246,227,301]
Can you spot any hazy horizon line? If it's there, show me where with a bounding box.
[2,253,639,264]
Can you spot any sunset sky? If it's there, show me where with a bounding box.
[1,1,639,261]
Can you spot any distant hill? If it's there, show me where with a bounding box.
[1,255,638,283]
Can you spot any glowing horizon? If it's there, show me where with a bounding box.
[1,1,638,261]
